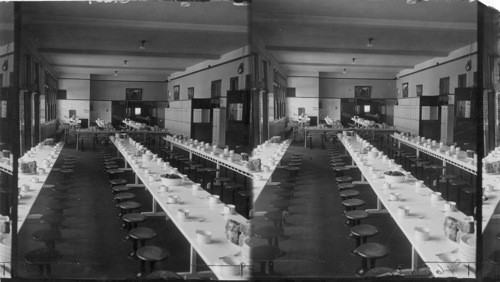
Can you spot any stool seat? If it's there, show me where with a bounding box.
[113,185,132,193]
[342,198,365,207]
[115,192,135,201]
[40,214,65,224]
[225,182,243,189]
[25,248,61,264]
[104,165,119,170]
[270,199,291,209]
[136,246,169,262]
[146,270,183,280]
[59,169,74,174]
[365,267,397,278]
[345,210,369,220]
[50,193,69,201]
[214,177,231,183]
[238,190,251,197]
[42,184,55,189]
[46,202,69,211]
[119,201,141,210]
[463,186,476,194]
[273,190,293,198]
[130,227,156,240]
[264,211,285,222]
[332,167,349,172]
[32,229,62,243]
[285,166,300,172]
[61,165,74,170]
[339,189,359,199]
[123,213,147,223]
[440,174,457,180]
[351,224,379,238]
[336,176,353,183]
[331,162,346,167]
[250,245,281,261]
[204,168,220,173]
[110,179,127,186]
[255,226,284,239]
[354,243,389,259]
[449,179,468,186]
[338,183,356,190]
[277,182,294,190]
[287,162,301,167]
[107,169,124,174]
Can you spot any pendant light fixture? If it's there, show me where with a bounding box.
[139,40,146,51]
[366,38,374,48]
[114,71,118,77]
[342,68,347,74]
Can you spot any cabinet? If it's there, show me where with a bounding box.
[212,108,226,146]
[394,96,440,139]
[165,100,191,137]
[440,105,454,145]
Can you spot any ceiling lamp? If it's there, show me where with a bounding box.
[139,40,146,51]
[180,1,191,7]
[352,58,356,64]
[233,0,250,6]
[123,60,128,67]
[342,68,347,74]
[366,38,374,48]
[114,71,118,77]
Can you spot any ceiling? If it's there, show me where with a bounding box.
[251,0,477,78]
[0,2,13,47]
[20,1,248,80]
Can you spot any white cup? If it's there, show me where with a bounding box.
[254,174,263,181]
[177,208,189,221]
[208,195,220,206]
[167,195,180,204]
[223,204,236,215]
[414,226,430,241]
[21,184,30,192]
[157,159,163,165]
[144,169,150,175]
[148,175,156,182]
[31,177,39,183]
[486,184,495,193]
[159,185,169,192]
[398,205,410,218]
[262,166,270,172]
[430,192,442,202]
[415,180,423,188]
[444,201,457,212]
[389,193,402,201]
[196,230,212,244]
[382,182,391,190]
[38,168,46,175]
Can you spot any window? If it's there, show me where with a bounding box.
[458,74,467,88]
[211,79,222,98]
[245,74,252,89]
[364,105,371,113]
[187,87,194,100]
[134,108,141,115]
[173,85,180,101]
[230,77,238,91]
[439,77,450,95]
[44,71,57,122]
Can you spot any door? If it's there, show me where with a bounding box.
[226,90,251,152]
[340,98,355,126]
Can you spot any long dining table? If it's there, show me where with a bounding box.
[0,141,64,278]
[303,126,397,148]
[75,129,168,151]
[481,149,500,232]
[110,136,250,280]
[338,133,475,278]
[163,136,292,203]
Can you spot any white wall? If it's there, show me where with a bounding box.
[397,43,477,97]
[287,77,319,98]
[168,46,251,100]
[319,98,341,121]
[90,101,112,123]
[90,78,167,101]
[319,78,397,99]
[59,78,90,99]
[57,100,90,121]
[286,97,319,119]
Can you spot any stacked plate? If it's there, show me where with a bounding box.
[458,233,476,264]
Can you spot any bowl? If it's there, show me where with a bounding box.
[414,226,430,241]
[384,174,405,183]
[220,256,242,276]
[160,174,182,186]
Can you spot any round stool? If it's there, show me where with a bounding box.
[118,201,141,218]
[250,245,281,276]
[146,270,183,280]
[110,179,127,187]
[341,198,365,215]
[114,192,135,207]
[276,182,295,191]
[224,182,244,204]
[273,190,293,200]
[214,177,232,198]
[136,246,169,277]
[285,166,300,181]
[338,183,356,191]
[339,189,359,201]
[270,199,291,213]
[107,169,124,180]
[32,229,62,251]
[255,225,285,252]
[204,168,220,193]
[129,227,157,259]
[462,186,476,216]
[40,214,65,230]
[439,174,457,199]
[122,213,147,240]
[46,202,70,214]
[345,210,369,226]
[112,185,132,194]
[354,243,390,276]
[25,248,61,277]
[449,179,468,209]
[350,224,379,250]
[365,267,397,278]
[336,176,353,184]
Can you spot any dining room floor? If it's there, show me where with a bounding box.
[15,139,210,279]
[252,136,427,278]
